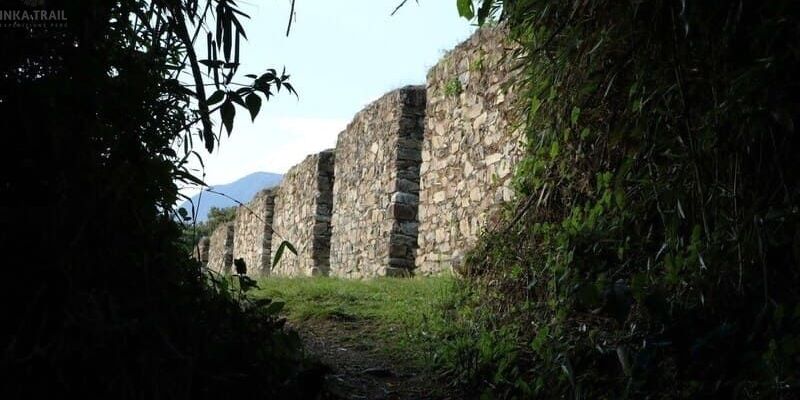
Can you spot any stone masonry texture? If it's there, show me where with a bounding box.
[416,26,524,275]
[198,26,523,280]
[233,189,275,276]
[270,150,335,277]
[329,86,426,278]
[207,222,234,274]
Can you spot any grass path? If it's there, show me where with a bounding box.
[254,277,460,399]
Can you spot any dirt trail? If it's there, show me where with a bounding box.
[293,320,458,400]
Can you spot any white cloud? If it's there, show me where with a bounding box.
[266,116,348,172]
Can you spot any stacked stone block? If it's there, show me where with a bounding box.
[416,26,525,275]
[330,86,426,278]
[270,150,335,276]
[207,222,234,274]
[233,189,275,276]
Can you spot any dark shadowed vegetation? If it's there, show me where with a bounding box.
[4,0,799,398]
[429,0,800,398]
[0,1,320,398]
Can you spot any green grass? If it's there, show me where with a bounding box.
[252,276,459,365]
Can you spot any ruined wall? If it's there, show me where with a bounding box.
[416,26,524,275]
[199,27,523,280]
[330,86,426,278]
[270,150,335,276]
[207,222,234,274]
[192,236,210,265]
[233,189,275,276]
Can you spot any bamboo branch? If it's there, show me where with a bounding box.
[171,4,215,152]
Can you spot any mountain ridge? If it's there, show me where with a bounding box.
[180,171,283,222]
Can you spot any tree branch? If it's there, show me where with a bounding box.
[171,4,215,152]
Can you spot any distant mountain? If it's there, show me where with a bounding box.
[180,172,283,222]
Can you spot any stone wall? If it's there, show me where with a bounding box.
[270,150,335,276]
[233,189,275,276]
[329,86,426,278]
[207,222,234,274]
[196,26,523,279]
[416,26,524,275]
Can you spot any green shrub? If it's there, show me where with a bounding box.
[425,284,526,398]
[446,1,800,398]
[444,76,463,97]
[470,53,485,72]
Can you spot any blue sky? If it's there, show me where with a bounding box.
[181,0,475,193]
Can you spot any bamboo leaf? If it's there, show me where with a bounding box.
[245,93,261,121]
[457,0,474,19]
[272,240,298,268]
[207,90,225,105]
[220,99,235,135]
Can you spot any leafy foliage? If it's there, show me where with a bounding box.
[443,0,800,398]
[206,205,238,227]
[0,1,318,398]
[272,240,298,268]
[444,76,463,97]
